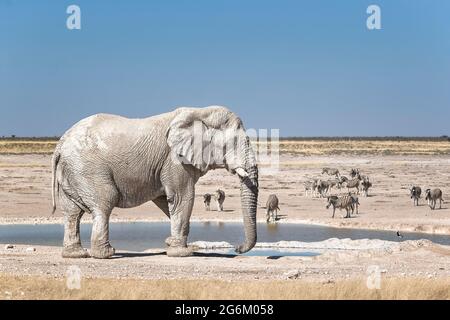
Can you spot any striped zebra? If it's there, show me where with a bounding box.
[409,186,421,206]
[325,194,355,218]
[214,189,226,211]
[349,194,360,215]
[349,168,359,178]
[361,179,372,197]
[203,193,212,211]
[266,194,280,223]
[425,188,445,210]
[304,179,318,197]
[317,179,340,197]
[345,177,360,194]
[322,167,340,178]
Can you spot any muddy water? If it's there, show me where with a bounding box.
[0,222,448,256]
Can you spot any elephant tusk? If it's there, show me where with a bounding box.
[235,167,249,178]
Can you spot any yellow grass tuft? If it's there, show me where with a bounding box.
[255,140,450,156]
[0,140,57,154]
[0,274,448,300]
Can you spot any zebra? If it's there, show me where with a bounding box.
[425,188,445,210]
[304,179,319,197]
[322,167,340,178]
[338,175,349,186]
[359,174,370,183]
[317,179,335,197]
[266,194,280,223]
[409,186,421,206]
[325,194,354,218]
[345,177,360,195]
[350,168,369,182]
[349,194,360,215]
[214,189,226,212]
[361,179,372,197]
[349,168,359,178]
[203,193,212,211]
[322,179,341,195]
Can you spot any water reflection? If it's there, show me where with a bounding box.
[0,222,448,253]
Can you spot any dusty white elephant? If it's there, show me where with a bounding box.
[51,106,259,258]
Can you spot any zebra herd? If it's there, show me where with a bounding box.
[203,189,226,212]
[203,167,445,222]
[304,167,370,219]
[304,168,372,199]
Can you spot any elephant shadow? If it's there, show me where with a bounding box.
[111,251,238,259]
[192,252,237,258]
[110,251,166,259]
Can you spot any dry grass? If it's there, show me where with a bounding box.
[0,140,57,154]
[255,140,450,156]
[0,139,450,155]
[1,139,449,155]
[1,274,448,300]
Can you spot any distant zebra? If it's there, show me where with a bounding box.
[345,177,360,195]
[203,193,212,211]
[317,179,340,196]
[349,194,360,215]
[425,188,445,210]
[326,194,354,218]
[317,180,329,197]
[266,194,280,223]
[322,167,340,178]
[349,168,359,178]
[214,189,226,211]
[361,180,372,197]
[358,173,370,183]
[409,186,421,206]
[338,176,349,186]
[304,180,319,197]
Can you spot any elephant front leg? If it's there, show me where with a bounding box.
[90,209,115,259]
[166,191,195,257]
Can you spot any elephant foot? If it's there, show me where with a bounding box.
[166,246,193,257]
[165,236,177,247]
[165,236,187,247]
[62,245,90,258]
[90,244,115,259]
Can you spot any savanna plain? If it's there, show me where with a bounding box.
[0,138,449,299]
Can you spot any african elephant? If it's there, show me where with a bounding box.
[51,106,259,258]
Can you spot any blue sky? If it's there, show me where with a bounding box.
[1,0,449,137]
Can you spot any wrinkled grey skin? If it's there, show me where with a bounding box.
[51,106,258,258]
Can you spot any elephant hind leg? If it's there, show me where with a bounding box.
[60,193,89,258]
[90,208,115,259]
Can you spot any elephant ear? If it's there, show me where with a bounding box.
[166,109,230,172]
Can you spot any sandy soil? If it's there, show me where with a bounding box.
[1,240,449,282]
[1,154,449,234]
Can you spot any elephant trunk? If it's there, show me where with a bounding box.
[235,152,258,254]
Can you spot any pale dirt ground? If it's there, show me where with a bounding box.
[0,153,449,296]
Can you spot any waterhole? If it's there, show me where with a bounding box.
[0,222,448,257]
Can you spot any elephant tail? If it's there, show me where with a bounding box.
[51,152,60,215]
